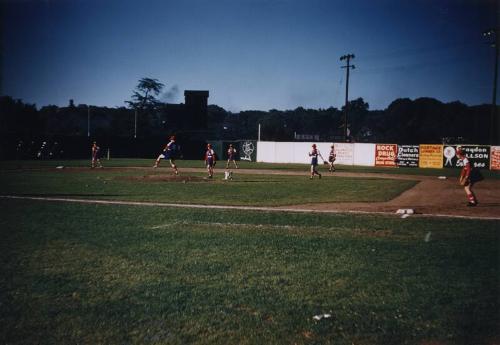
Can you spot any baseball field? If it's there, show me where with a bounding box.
[1,159,499,344]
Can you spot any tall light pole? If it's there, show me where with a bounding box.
[483,28,499,145]
[340,54,355,142]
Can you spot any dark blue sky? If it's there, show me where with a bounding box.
[1,0,498,111]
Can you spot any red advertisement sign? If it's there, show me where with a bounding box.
[375,144,397,167]
[490,146,500,170]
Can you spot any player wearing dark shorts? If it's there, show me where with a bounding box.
[226,144,238,169]
[205,143,216,178]
[154,136,179,175]
[309,144,324,179]
[328,144,336,172]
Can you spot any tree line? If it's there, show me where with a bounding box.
[0,76,495,151]
[0,94,494,145]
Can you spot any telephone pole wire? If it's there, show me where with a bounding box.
[340,54,355,142]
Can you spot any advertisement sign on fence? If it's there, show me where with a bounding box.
[419,144,443,168]
[397,145,419,167]
[239,140,256,162]
[375,144,397,167]
[443,145,490,169]
[491,146,500,170]
[334,143,354,165]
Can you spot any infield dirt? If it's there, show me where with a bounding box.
[110,167,500,219]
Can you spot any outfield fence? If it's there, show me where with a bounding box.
[256,141,500,171]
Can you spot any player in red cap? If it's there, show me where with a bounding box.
[153,136,179,175]
[456,146,478,206]
[309,144,324,179]
[205,143,216,178]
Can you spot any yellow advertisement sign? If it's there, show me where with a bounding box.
[419,144,443,168]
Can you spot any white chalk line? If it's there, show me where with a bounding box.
[151,221,300,230]
[1,195,499,221]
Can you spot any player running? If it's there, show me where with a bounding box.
[309,144,324,179]
[328,144,336,172]
[91,141,103,168]
[205,143,217,178]
[226,144,239,169]
[153,136,179,175]
[456,146,481,207]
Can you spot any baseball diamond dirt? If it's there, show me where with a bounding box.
[177,167,500,219]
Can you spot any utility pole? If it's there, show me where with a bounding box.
[483,28,499,145]
[340,54,355,142]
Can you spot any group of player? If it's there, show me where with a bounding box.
[309,143,480,206]
[308,143,337,179]
[91,138,481,207]
[152,138,336,180]
[153,136,238,179]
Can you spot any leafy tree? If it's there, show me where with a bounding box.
[126,77,165,110]
[126,77,165,137]
[341,97,369,140]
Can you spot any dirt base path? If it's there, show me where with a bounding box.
[211,168,499,219]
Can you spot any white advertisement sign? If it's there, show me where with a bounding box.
[333,143,354,165]
[354,143,376,166]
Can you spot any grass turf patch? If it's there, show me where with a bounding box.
[0,199,498,344]
[2,159,499,179]
[0,168,417,206]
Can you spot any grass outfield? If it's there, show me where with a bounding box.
[1,199,498,344]
[2,158,500,179]
[0,165,417,206]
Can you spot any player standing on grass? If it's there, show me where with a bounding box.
[456,146,481,207]
[91,141,103,168]
[226,144,239,169]
[205,143,216,178]
[309,144,324,179]
[328,144,336,172]
[153,136,179,175]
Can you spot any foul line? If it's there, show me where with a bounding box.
[1,195,499,221]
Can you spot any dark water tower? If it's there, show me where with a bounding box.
[184,90,209,129]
